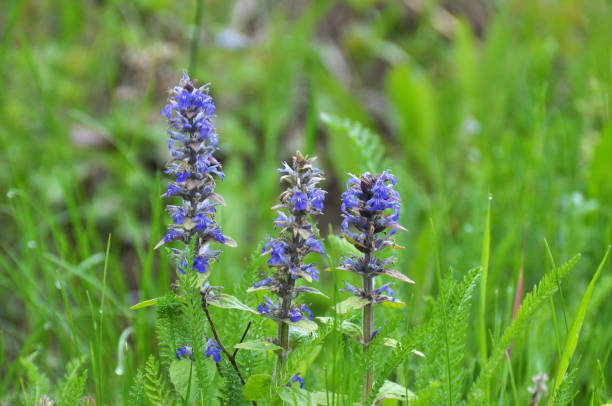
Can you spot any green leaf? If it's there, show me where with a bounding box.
[549,246,610,403]
[243,374,272,400]
[207,293,258,314]
[377,269,415,284]
[234,339,282,352]
[296,286,329,298]
[289,319,319,332]
[381,299,406,309]
[373,380,415,403]
[129,298,158,310]
[335,296,370,314]
[169,360,198,402]
[278,386,317,406]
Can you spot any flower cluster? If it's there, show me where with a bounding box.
[339,171,412,304]
[156,72,234,275]
[175,339,221,364]
[252,151,325,325]
[338,170,412,401]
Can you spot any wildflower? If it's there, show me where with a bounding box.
[338,170,410,401]
[287,373,304,389]
[253,151,326,373]
[157,71,234,279]
[205,339,222,363]
[176,346,193,360]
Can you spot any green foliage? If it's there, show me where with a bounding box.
[469,254,581,404]
[143,355,172,406]
[320,112,389,174]
[128,370,147,406]
[3,0,612,404]
[416,267,481,405]
[58,357,88,406]
[552,367,579,406]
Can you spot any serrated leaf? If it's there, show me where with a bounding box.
[207,293,258,314]
[234,339,282,352]
[243,374,272,400]
[335,296,370,314]
[169,360,198,402]
[373,380,415,403]
[129,298,158,310]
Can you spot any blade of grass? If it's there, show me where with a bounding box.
[479,195,492,384]
[549,245,610,403]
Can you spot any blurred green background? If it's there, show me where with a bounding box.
[1,0,611,403]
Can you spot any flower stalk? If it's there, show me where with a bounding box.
[339,171,413,402]
[251,151,325,382]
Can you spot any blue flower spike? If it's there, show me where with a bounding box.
[251,151,326,372]
[156,72,235,278]
[338,170,412,400]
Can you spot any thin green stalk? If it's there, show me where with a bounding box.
[189,0,204,72]
[478,196,491,404]
[362,220,376,402]
[430,219,452,406]
[362,276,374,402]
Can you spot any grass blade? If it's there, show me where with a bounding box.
[549,246,611,403]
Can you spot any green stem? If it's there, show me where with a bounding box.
[362,220,375,403]
[362,275,374,402]
[189,0,204,73]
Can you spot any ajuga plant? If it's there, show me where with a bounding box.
[251,151,326,380]
[337,170,413,401]
[148,72,254,403]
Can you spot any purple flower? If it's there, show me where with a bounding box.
[263,239,288,266]
[287,373,304,389]
[257,296,276,315]
[170,207,186,224]
[340,281,361,295]
[309,189,325,212]
[165,184,181,196]
[301,264,320,282]
[205,339,221,363]
[290,190,308,211]
[300,304,313,320]
[289,308,302,322]
[193,256,209,273]
[376,282,395,302]
[176,346,193,360]
[177,258,188,274]
[253,277,274,288]
[161,104,172,119]
[305,236,325,256]
[175,170,190,183]
[164,228,182,243]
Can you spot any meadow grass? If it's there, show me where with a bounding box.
[1,0,611,404]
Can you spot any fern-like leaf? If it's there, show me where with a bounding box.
[144,355,171,405]
[468,254,581,404]
[58,357,88,406]
[320,112,389,173]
